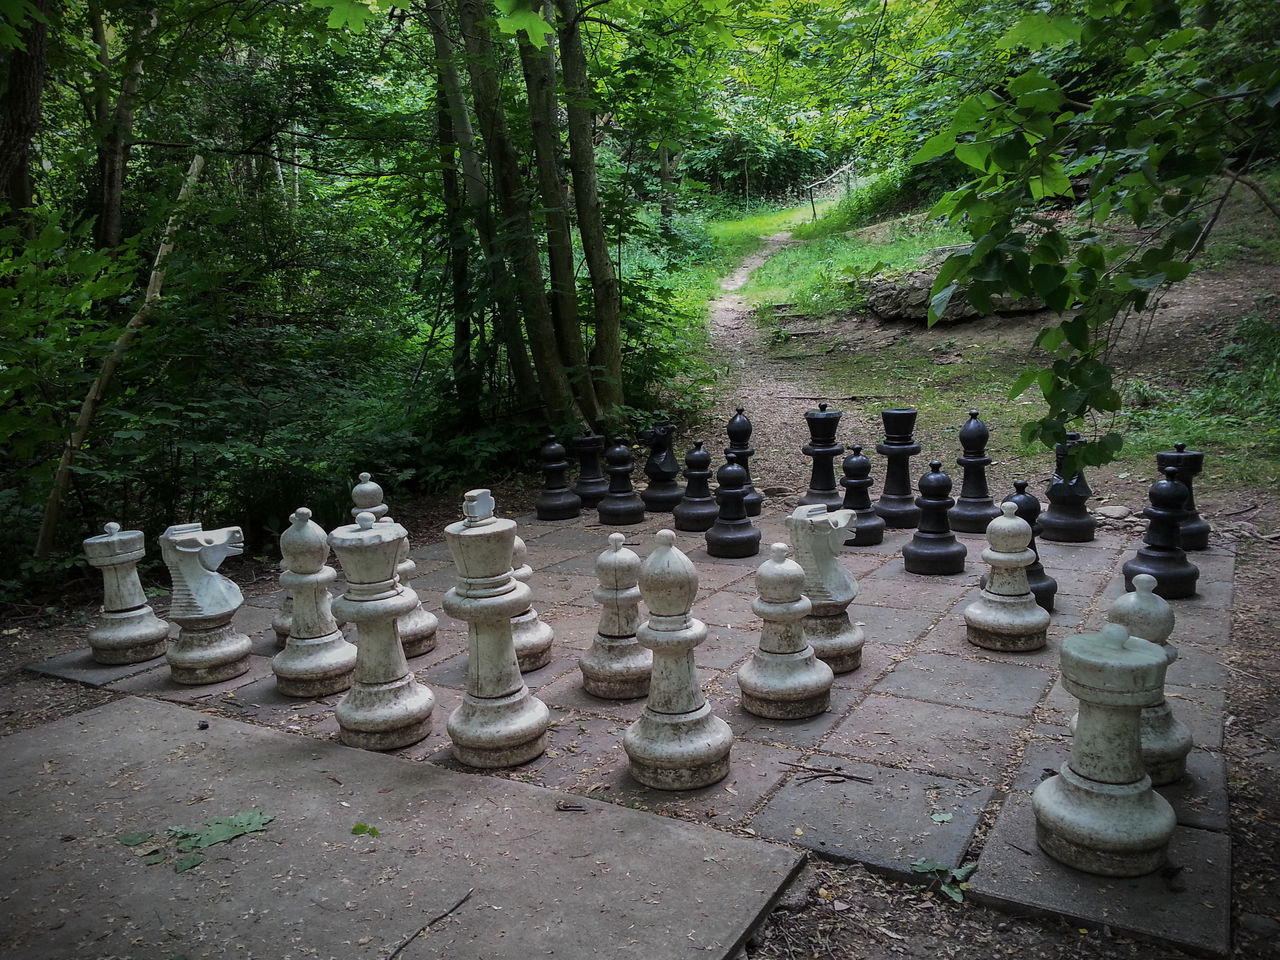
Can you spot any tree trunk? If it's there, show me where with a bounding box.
[436,82,479,403]
[0,0,51,221]
[555,0,624,420]
[658,143,679,238]
[457,0,583,426]
[516,15,601,424]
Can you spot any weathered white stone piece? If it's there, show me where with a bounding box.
[271,508,357,697]
[623,529,733,790]
[510,534,554,672]
[159,523,253,684]
[443,490,549,767]
[964,502,1051,651]
[1109,574,1192,785]
[1033,623,1176,876]
[351,472,437,657]
[330,512,435,750]
[270,559,292,650]
[787,505,864,673]
[82,522,169,664]
[737,543,833,719]
[578,533,652,699]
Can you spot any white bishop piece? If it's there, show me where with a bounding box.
[964,502,1051,652]
[578,533,651,699]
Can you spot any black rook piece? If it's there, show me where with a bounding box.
[949,410,1001,533]
[639,421,685,513]
[597,437,646,526]
[874,408,922,528]
[839,445,885,546]
[571,431,609,508]
[725,407,764,517]
[1155,442,1210,550]
[902,461,967,576]
[1005,479,1057,612]
[673,441,719,532]
[535,436,582,521]
[798,403,845,509]
[705,453,761,559]
[1040,432,1097,543]
[1122,466,1200,599]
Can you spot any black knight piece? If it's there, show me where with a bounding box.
[1155,442,1210,550]
[902,461,968,575]
[535,436,582,521]
[798,403,845,509]
[705,453,761,559]
[1040,432,1097,542]
[1004,479,1058,612]
[597,437,646,526]
[571,430,609,508]
[1122,467,1200,599]
[673,441,719,532]
[639,421,685,512]
[873,408,922,528]
[725,407,764,517]
[949,410,1001,533]
[839,445,885,545]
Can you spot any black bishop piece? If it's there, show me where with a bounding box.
[705,453,761,559]
[1004,480,1058,612]
[597,437,646,526]
[639,421,684,512]
[874,408,922,528]
[673,441,719,532]
[1122,466,1199,599]
[902,461,967,575]
[571,430,609,508]
[839,445,885,546]
[949,410,1001,533]
[1155,442,1210,550]
[535,436,582,521]
[798,403,845,509]
[725,407,764,517]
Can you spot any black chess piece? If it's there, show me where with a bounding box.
[725,407,764,517]
[535,435,582,521]
[949,410,1001,533]
[673,441,719,532]
[571,430,609,508]
[902,461,967,575]
[639,421,684,512]
[705,453,761,559]
[1004,480,1057,612]
[1040,432,1097,542]
[874,408,922,528]
[798,403,845,509]
[1156,442,1210,550]
[1122,467,1199,599]
[839,445,885,546]
[597,437,646,526]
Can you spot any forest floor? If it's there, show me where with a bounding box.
[2,210,1279,959]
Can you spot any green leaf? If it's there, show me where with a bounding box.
[930,812,953,823]
[912,130,957,165]
[955,141,992,172]
[1007,368,1041,399]
[496,0,552,46]
[142,852,167,865]
[940,882,965,902]
[117,831,154,847]
[927,283,958,326]
[952,862,979,881]
[352,822,380,837]
[911,857,947,874]
[997,13,1082,50]
[174,854,204,874]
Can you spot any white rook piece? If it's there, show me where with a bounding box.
[443,490,549,767]
[737,543,833,719]
[159,523,253,684]
[578,533,652,699]
[787,505,864,673]
[623,529,733,790]
[964,502,1051,651]
[82,522,169,664]
[271,508,357,697]
[351,472,438,657]
[510,534,555,671]
[329,512,435,749]
[1033,623,1175,876]
[1108,574,1191,785]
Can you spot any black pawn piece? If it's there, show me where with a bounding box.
[725,407,764,517]
[535,436,582,521]
[1005,480,1057,612]
[597,437,646,526]
[798,403,845,509]
[1040,432,1097,542]
[839,445,885,546]
[874,408,922,528]
[572,431,609,508]
[1156,442,1211,550]
[673,441,719,532]
[639,421,685,512]
[1122,467,1199,599]
[950,410,1001,533]
[705,453,761,559]
[902,461,967,575]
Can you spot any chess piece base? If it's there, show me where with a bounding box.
[705,523,761,559]
[873,495,919,529]
[949,500,1002,533]
[1141,700,1193,786]
[1039,509,1097,543]
[167,622,252,685]
[448,687,550,768]
[673,500,718,532]
[87,608,169,665]
[1028,567,1058,612]
[398,605,439,659]
[536,492,583,521]
[579,639,652,700]
[844,511,885,546]
[272,629,357,698]
[336,673,434,750]
[738,650,833,720]
[902,537,967,576]
[1032,762,1175,877]
[513,611,554,672]
[597,500,646,525]
[1122,554,1199,600]
[624,703,733,790]
[964,592,1050,652]
[804,614,864,674]
[640,483,685,513]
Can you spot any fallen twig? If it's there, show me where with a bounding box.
[387,887,474,960]
[780,760,874,784]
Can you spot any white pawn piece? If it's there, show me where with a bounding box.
[270,573,292,651]
[579,533,652,699]
[159,523,253,684]
[1033,623,1175,876]
[964,503,1051,652]
[330,512,435,750]
[623,530,733,790]
[787,505,864,673]
[271,508,357,697]
[1109,574,1191,786]
[443,490,549,768]
[352,472,437,657]
[737,543,834,719]
[82,522,169,664]
[510,534,555,672]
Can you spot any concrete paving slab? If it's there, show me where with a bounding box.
[847,602,939,646]
[0,697,801,960]
[711,681,860,750]
[24,646,166,686]
[872,652,1053,717]
[699,625,759,669]
[751,763,994,875]
[536,669,648,722]
[841,529,912,557]
[827,643,907,694]
[915,605,1064,667]
[1036,540,1127,573]
[106,654,275,701]
[969,791,1230,956]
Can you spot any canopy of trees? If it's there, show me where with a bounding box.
[1,0,1275,590]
